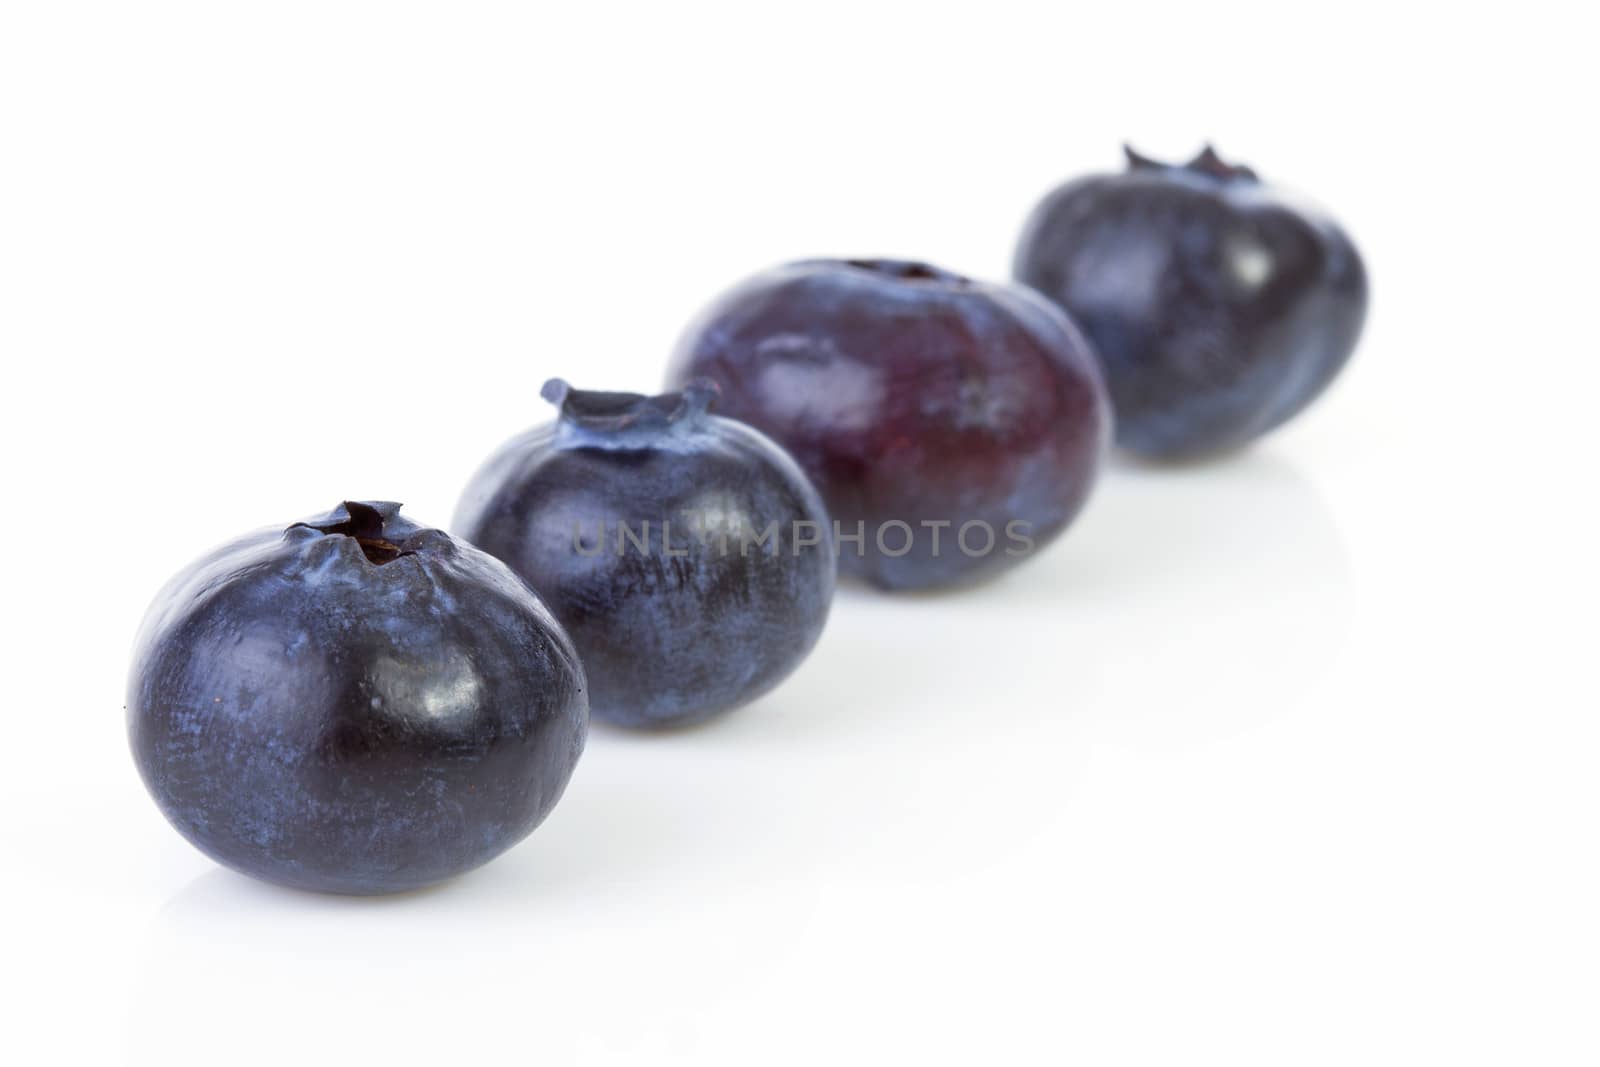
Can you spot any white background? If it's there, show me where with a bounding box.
[2,2,1595,1063]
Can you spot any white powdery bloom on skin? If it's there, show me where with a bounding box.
[753,335,886,433]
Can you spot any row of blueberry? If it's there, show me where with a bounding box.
[126,145,1366,894]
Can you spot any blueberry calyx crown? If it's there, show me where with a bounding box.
[1123,143,1258,183]
[837,258,973,287]
[289,501,420,565]
[542,378,720,441]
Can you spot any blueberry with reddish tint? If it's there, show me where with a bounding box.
[127,502,587,894]
[666,259,1110,591]
[1014,146,1368,459]
[455,380,835,729]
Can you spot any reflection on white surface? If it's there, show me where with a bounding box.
[126,450,1359,1063]
[671,450,1352,878]
[135,772,822,1063]
[1064,451,1352,749]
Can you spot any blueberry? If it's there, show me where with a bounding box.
[1014,146,1368,459]
[454,380,835,729]
[665,258,1111,591]
[127,501,587,894]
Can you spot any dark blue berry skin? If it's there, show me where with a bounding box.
[665,259,1110,591]
[454,381,835,730]
[127,502,587,895]
[1014,147,1367,459]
